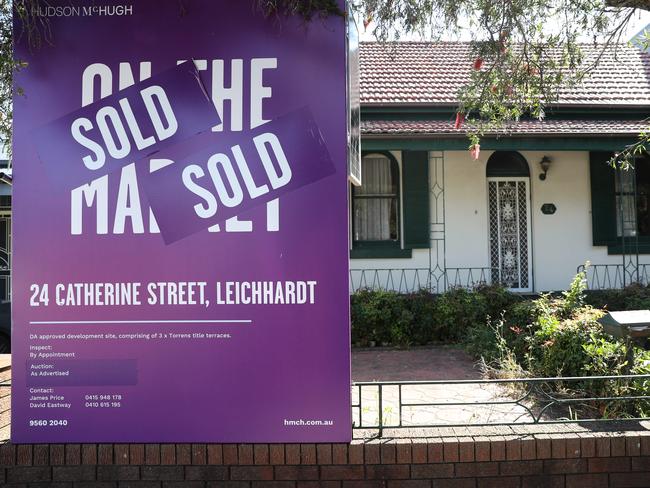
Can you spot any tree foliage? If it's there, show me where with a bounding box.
[0,0,16,155]
[254,0,343,19]
[356,0,650,158]
[1,0,50,157]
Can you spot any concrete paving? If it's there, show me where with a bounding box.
[352,346,482,381]
[352,346,534,430]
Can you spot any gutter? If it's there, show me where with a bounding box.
[360,132,642,139]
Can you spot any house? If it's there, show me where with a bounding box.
[350,42,650,294]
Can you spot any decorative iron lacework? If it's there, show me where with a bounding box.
[488,182,500,283]
[489,180,529,289]
[517,182,529,288]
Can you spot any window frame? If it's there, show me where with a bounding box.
[350,151,411,259]
[590,151,650,254]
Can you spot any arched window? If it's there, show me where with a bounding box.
[352,152,400,243]
[486,151,530,177]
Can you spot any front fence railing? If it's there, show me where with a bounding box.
[442,267,497,292]
[0,373,648,437]
[349,267,498,294]
[578,263,650,290]
[352,375,650,436]
[350,268,431,294]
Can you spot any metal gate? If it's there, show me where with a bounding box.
[487,178,532,292]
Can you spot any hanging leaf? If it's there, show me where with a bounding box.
[469,144,481,161]
[454,112,465,129]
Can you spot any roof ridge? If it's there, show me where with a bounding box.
[359,40,643,49]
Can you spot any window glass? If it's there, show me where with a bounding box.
[615,157,650,237]
[352,155,398,242]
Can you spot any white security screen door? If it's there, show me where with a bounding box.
[487,178,532,292]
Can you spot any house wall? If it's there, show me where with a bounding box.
[350,150,436,293]
[527,150,620,291]
[350,147,627,293]
[443,151,490,271]
[445,150,621,292]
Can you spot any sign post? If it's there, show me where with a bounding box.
[12,0,351,443]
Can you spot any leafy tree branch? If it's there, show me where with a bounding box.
[355,0,649,157]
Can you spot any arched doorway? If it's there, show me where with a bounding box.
[486,151,533,292]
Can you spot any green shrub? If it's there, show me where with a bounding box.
[561,267,588,316]
[465,314,501,361]
[463,269,650,419]
[432,287,488,342]
[631,349,650,417]
[401,290,437,344]
[585,283,650,311]
[526,306,606,377]
[350,288,407,346]
[350,273,650,418]
[502,300,541,360]
[582,336,628,377]
[475,283,523,320]
[350,284,518,347]
[350,288,441,347]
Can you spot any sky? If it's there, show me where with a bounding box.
[358,9,650,43]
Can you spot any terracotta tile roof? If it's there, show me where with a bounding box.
[360,42,650,106]
[361,118,649,136]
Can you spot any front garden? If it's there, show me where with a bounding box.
[351,269,650,418]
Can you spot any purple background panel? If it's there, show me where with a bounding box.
[12,0,351,443]
[33,61,220,190]
[26,359,138,387]
[143,107,336,243]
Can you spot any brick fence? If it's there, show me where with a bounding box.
[1,425,650,487]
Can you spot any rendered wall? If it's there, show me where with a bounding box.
[351,148,627,293]
[444,150,622,292]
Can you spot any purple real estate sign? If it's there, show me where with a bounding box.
[12,0,351,443]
